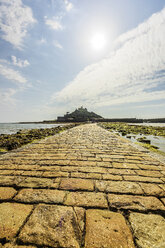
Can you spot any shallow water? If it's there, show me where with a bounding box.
[0,123,65,135]
[127,134,165,152]
[116,132,165,153]
[122,123,165,152]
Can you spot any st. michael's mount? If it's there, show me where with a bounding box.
[19,107,165,124]
[57,107,103,122]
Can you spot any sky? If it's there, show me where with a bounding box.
[0,0,165,122]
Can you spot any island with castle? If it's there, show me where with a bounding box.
[57,106,103,122]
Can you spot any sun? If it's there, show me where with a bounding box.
[90,33,106,51]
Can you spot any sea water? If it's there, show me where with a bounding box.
[124,123,165,152]
[0,123,65,135]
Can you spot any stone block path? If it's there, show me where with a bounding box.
[0,124,165,248]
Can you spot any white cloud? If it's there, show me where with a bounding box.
[64,0,73,12]
[0,58,10,65]
[0,63,27,84]
[11,56,30,67]
[38,37,47,45]
[53,40,63,49]
[0,0,36,49]
[52,7,165,109]
[0,88,17,105]
[45,16,63,30]
[45,1,72,32]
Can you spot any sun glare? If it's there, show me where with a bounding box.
[90,33,106,51]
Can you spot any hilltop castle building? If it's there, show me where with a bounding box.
[57,107,103,122]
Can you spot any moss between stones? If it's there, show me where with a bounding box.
[0,123,80,152]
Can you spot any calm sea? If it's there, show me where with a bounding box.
[0,123,65,135]
[0,122,165,135]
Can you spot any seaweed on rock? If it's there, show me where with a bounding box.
[0,124,79,152]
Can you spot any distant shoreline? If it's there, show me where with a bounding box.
[18,117,165,124]
[1,117,165,124]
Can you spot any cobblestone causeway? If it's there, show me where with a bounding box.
[0,123,165,248]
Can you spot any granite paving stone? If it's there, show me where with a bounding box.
[0,170,18,175]
[96,161,113,167]
[159,184,165,191]
[77,166,108,174]
[112,162,139,169]
[0,244,36,248]
[129,212,165,248]
[138,164,161,170]
[65,191,108,208]
[60,178,94,191]
[71,171,102,179]
[96,180,143,194]
[18,204,84,248]
[14,188,66,204]
[108,194,165,211]
[102,174,122,180]
[0,176,25,187]
[37,165,61,171]
[22,171,43,177]
[135,169,163,177]
[0,203,33,240]
[139,182,165,196]
[42,171,69,178]
[18,177,58,188]
[0,187,17,200]
[0,123,164,247]
[85,209,135,248]
[161,177,165,182]
[123,175,163,183]
[107,168,136,175]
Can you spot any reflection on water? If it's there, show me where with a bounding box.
[119,123,165,153]
[118,132,165,153]
[128,134,165,152]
